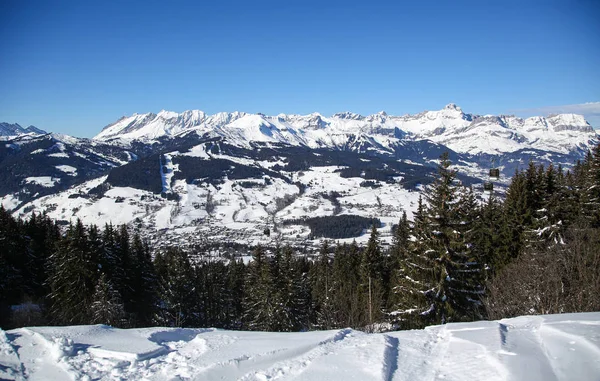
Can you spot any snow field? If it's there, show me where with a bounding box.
[0,313,598,380]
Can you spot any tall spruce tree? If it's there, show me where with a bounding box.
[392,153,484,327]
[130,234,157,327]
[48,220,97,325]
[91,272,127,327]
[243,245,277,331]
[360,224,385,327]
[582,143,600,227]
[331,242,363,328]
[311,240,335,329]
[154,248,197,327]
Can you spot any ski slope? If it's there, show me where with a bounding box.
[1,312,599,380]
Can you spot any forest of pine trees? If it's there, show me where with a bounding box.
[1,144,599,331]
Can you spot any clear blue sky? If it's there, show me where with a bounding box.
[1,0,599,137]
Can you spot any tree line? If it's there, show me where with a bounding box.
[1,144,599,331]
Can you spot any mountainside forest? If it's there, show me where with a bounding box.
[1,144,599,331]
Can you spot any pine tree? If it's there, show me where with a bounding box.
[391,211,410,267]
[279,245,308,331]
[129,234,157,327]
[503,170,530,260]
[392,153,484,327]
[115,225,134,318]
[475,192,508,275]
[243,245,277,331]
[331,242,363,328]
[154,248,197,327]
[224,258,246,329]
[311,240,335,329]
[582,143,600,227]
[360,224,385,327]
[48,220,97,325]
[91,272,127,327]
[0,206,27,306]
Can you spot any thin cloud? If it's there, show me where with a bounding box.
[510,102,600,129]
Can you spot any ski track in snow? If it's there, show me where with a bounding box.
[0,313,599,381]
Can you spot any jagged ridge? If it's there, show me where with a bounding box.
[94,104,597,155]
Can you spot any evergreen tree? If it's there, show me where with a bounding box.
[223,258,246,329]
[91,272,127,327]
[503,170,530,260]
[360,224,386,327]
[115,225,134,318]
[392,153,484,327]
[129,234,157,327]
[154,248,197,327]
[0,206,27,306]
[311,240,335,329]
[243,246,277,331]
[279,245,308,331]
[391,211,410,267]
[475,192,508,275]
[48,220,97,325]
[582,143,600,227]
[330,242,363,328]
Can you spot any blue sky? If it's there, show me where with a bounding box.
[1,0,599,137]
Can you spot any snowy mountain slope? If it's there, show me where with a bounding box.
[0,133,136,210]
[1,312,598,381]
[8,131,592,250]
[94,104,598,156]
[0,122,46,137]
[12,141,431,250]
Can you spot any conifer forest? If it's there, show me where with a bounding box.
[1,145,599,332]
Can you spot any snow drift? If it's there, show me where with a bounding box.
[1,312,598,380]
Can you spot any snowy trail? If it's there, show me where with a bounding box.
[160,153,174,193]
[0,313,599,381]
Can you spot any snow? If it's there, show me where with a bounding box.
[92,106,598,156]
[55,165,77,176]
[1,194,20,210]
[23,176,60,187]
[48,152,70,158]
[0,313,598,380]
[160,154,175,193]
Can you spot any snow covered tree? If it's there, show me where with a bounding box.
[91,272,127,327]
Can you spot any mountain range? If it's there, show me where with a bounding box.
[0,122,46,136]
[1,104,597,251]
[95,104,596,156]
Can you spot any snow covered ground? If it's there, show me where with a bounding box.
[1,312,598,380]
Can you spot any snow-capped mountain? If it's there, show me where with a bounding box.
[2,104,598,251]
[0,122,46,137]
[94,104,597,156]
